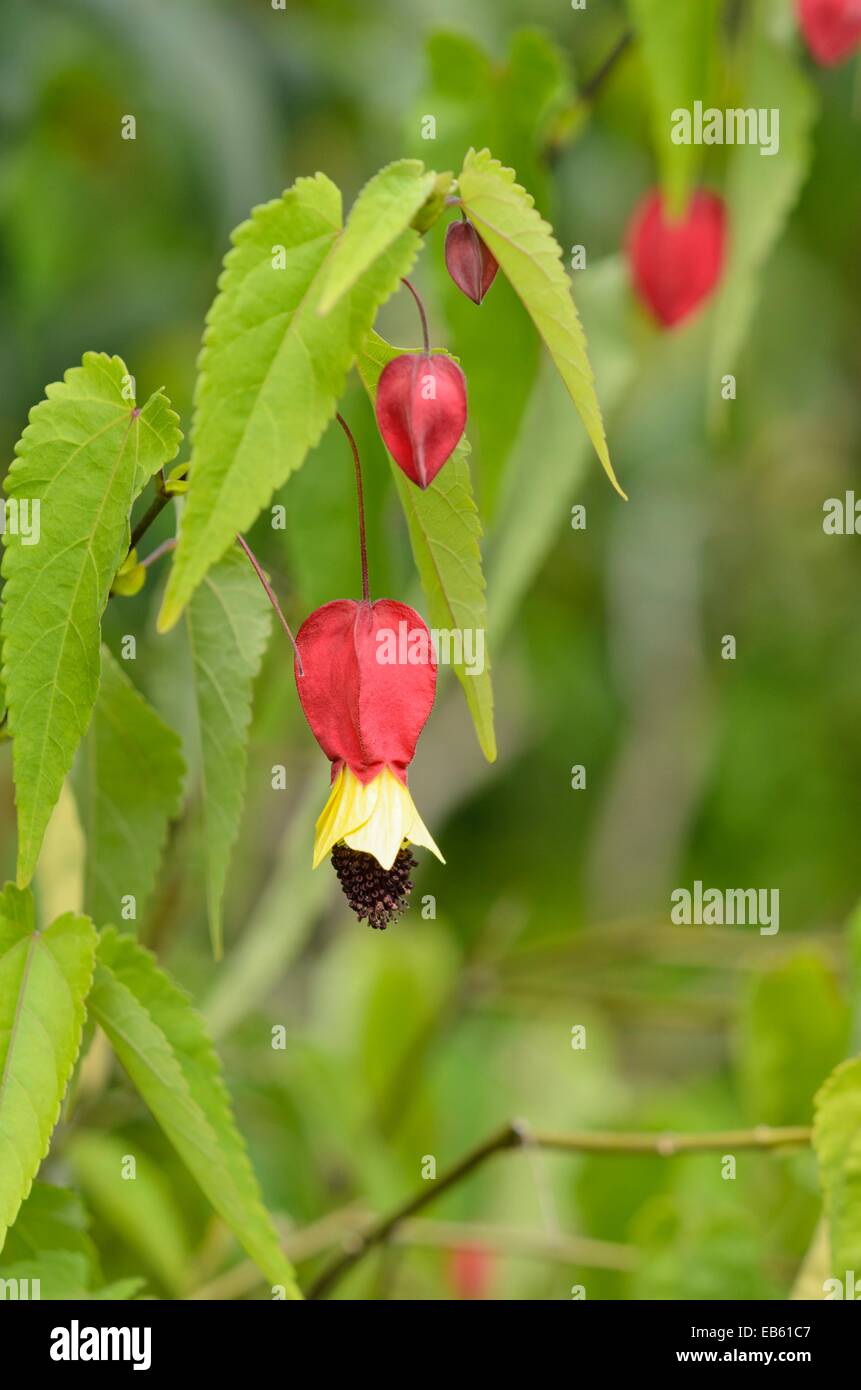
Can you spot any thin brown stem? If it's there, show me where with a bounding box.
[305,1121,811,1299]
[545,28,635,163]
[235,533,303,675]
[335,412,370,604]
[401,276,430,355]
[129,485,170,549]
[579,28,633,103]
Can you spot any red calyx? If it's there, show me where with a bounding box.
[626,189,727,329]
[293,598,436,784]
[375,353,467,489]
[797,0,861,64]
[444,220,499,304]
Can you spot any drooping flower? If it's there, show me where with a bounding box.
[294,597,443,928]
[797,0,861,65]
[626,189,726,329]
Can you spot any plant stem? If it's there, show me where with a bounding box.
[140,537,177,569]
[235,533,303,675]
[579,28,633,103]
[335,412,370,604]
[129,485,170,550]
[305,1120,812,1299]
[401,276,430,355]
[545,28,634,161]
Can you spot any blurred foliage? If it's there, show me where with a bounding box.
[1,0,861,1300]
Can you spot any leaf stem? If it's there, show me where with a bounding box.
[335,412,370,604]
[235,533,303,675]
[579,28,633,103]
[129,485,170,550]
[401,276,430,355]
[140,537,177,569]
[305,1120,811,1298]
[545,28,634,161]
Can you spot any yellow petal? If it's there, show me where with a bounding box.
[313,766,373,868]
[313,766,444,870]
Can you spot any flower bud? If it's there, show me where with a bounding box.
[444,220,499,304]
[626,189,726,329]
[375,353,467,489]
[797,0,861,65]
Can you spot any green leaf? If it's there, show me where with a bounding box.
[736,951,849,1127]
[626,0,720,216]
[0,885,97,1249]
[847,897,861,1052]
[709,22,816,410]
[186,548,271,959]
[0,1251,91,1299]
[1,353,181,885]
[411,30,567,213]
[457,148,624,499]
[317,159,439,313]
[67,1130,189,1296]
[813,1057,861,1278]
[88,928,300,1297]
[357,332,496,762]
[72,647,185,932]
[1,1182,95,1269]
[159,172,421,631]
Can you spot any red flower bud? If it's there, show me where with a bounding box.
[444,220,499,304]
[797,0,861,64]
[375,353,467,488]
[626,189,726,329]
[294,598,436,785]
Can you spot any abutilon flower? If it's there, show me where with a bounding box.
[445,218,499,304]
[294,597,443,928]
[626,189,726,329]
[374,277,468,489]
[375,352,467,489]
[797,0,861,65]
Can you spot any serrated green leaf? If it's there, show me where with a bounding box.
[813,1057,861,1278]
[88,928,300,1297]
[0,885,97,1249]
[67,1130,188,1296]
[72,647,185,932]
[159,172,421,631]
[626,0,720,217]
[709,21,816,413]
[457,148,624,499]
[1,353,181,886]
[186,548,271,959]
[357,332,496,762]
[318,160,438,313]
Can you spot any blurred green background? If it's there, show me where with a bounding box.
[1,0,860,1299]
